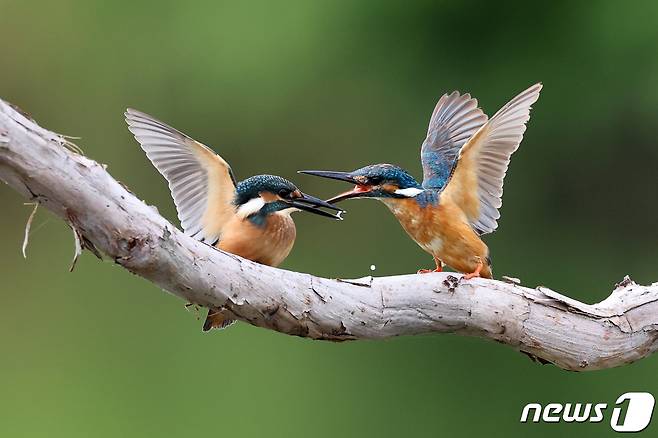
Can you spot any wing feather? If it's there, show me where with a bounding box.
[441,83,542,234]
[125,109,237,244]
[421,91,488,189]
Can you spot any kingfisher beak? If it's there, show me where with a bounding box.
[298,170,374,203]
[298,170,357,184]
[287,192,344,220]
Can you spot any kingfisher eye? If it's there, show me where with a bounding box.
[278,188,291,198]
[368,176,383,185]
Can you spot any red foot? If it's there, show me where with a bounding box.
[417,263,443,274]
[462,260,483,280]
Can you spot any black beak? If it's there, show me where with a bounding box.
[298,170,374,203]
[287,192,344,220]
[298,170,358,184]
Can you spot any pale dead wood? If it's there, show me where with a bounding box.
[21,202,38,258]
[1,97,657,371]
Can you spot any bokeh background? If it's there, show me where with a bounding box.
[1,1,657,437]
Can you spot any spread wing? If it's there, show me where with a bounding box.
[420,91,488,189]
[441,83,542,234]
[125,109,237,245]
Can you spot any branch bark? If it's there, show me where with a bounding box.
[1,98,657,372]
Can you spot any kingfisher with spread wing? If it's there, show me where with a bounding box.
[301,83,541,279]
[125,109,342,330]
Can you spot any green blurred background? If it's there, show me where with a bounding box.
[1,1,657,436]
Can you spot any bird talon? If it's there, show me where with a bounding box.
[462,259,483,280]
[417,258,443,274]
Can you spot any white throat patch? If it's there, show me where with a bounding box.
[394,187,424,197]
[236,196,266,218]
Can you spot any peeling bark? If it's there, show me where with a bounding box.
[1,97,657,371]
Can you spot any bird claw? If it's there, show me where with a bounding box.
[417,267,443,274]
[461,259,483,281]
[462,271,481,280]
[417,259,443,274]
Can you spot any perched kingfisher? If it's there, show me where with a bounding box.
[301,83,542,279]
[125,109,342,330]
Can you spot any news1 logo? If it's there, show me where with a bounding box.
[520,392,655,432]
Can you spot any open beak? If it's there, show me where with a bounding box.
[298,170,374,203]
[287,192,344,220]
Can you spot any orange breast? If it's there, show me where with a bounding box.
[382,198,446,249]
[217,212,296,267]
[382,196,491,277]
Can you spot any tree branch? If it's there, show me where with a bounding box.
[1,97,657,372]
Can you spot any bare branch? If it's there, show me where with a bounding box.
[1,97,657,371]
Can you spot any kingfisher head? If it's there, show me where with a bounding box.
[299,164,423,203]
[234,174,343,221]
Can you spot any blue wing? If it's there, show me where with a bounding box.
[420,91,488,189]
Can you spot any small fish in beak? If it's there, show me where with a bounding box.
[286,191,345,219]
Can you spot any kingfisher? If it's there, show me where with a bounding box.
[125,109,343,330]
[300,83,542,280]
